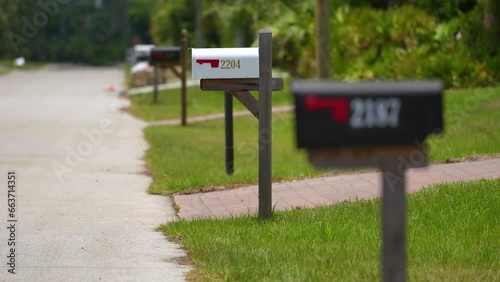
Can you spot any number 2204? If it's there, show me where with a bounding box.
[220,60,241,69]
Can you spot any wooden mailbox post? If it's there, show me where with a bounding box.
[192,30,283,219]
[292,80,444,282]
[149,29,188,126]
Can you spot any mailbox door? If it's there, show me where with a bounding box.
[292,80,443,148]
[192,48,259,79]
[150,47,181,65]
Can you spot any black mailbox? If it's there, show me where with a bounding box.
[292,80,443,148]
[149,47,181,65]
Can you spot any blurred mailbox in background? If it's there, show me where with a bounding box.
[149,47,181,65]
[292,80,443,149]
[192,48,259,79]
[133,44,155,63]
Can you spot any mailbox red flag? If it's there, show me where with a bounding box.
[196,59,220,68]
[305,96,350,124]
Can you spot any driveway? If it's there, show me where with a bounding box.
[0,66,190,281]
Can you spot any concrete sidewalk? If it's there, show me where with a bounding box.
[0,67,190,281]
[174,158,500,220]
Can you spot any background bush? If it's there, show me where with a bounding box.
[1,0,130,65]
[1,0,498,87]
[149,0,497,88]
[323,3,498,87]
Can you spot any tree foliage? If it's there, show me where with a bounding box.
[0,0,19,57]
[150,0,196,47]
[2,0,129,64]
[149,0,496,87]
[128,0,155,44]
[484,0,500,43]
[1,0,497,83]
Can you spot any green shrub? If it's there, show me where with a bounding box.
[275,3,498,88]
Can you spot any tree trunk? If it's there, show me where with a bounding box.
[315,0,331,79]
[235,28,244,47]
[195,0,203,47]
[484,0,499,45]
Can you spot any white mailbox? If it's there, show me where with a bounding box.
[192,48,259,79]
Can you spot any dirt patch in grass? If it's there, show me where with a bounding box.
[438,153,500,164]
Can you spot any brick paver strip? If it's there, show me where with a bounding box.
[174,158,500,220]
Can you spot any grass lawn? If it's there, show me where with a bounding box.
[146,111,322,194]
[428,86,500,160]
[162,178,500,281]
[129,78,292,121]
[145,86,500,194]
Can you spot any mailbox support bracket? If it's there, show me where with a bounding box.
[200,78,284,92]
[224,91,234,175]
[199,78,284,121]
[258,30,273,219]
[232,91,259,119]
[309,144,429,282]
[381,160,406,282]
[168,65,182,79]
[153,64,160,103]
[151,30,188,125]
[307,145,428,168]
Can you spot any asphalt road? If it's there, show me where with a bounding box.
[0,66,190,281]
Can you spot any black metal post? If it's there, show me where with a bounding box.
[258,30,273,219]
[153,64,159,103]
[225,91,234,175]
[381,161,406,282]
[181,29,188,126]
